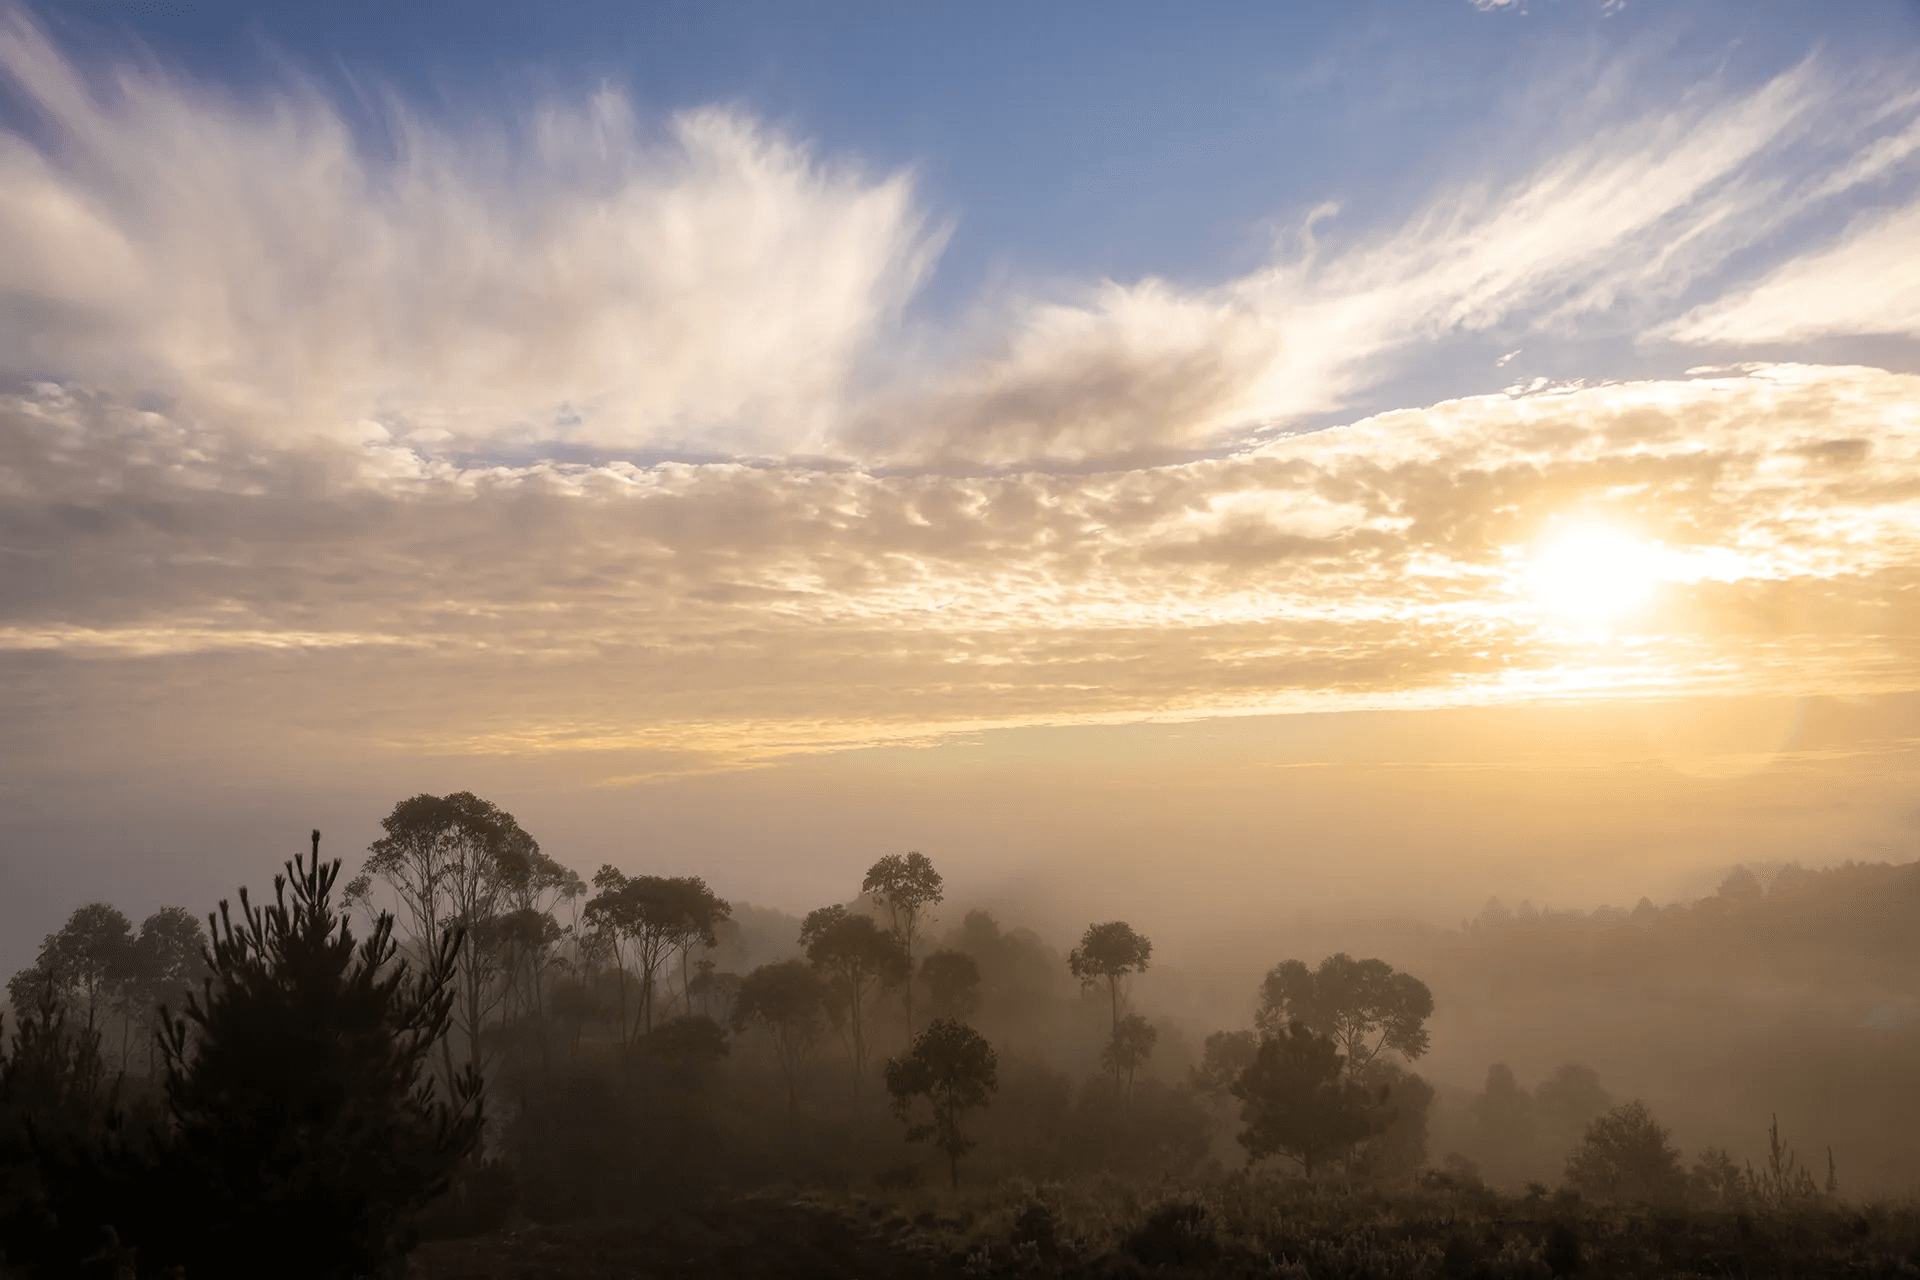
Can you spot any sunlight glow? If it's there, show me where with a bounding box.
[1526,523,1668,627]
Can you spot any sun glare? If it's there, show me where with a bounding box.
[1526,523,1667,627]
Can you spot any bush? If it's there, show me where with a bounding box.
[1563,1100,1686,1205]
[1126,1201,1216,1269]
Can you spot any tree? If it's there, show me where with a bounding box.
[157,831,482,1279]
[1068,921,1152,1036]
[1230,1022,1379,1178]
[920,948,981,1022]
[119,907,208,1076]
[801,905,909,1092]
[352,792,545,1076]
[18,904,136,1034]
[731,959,828,1116]
[862,852,944,1035]
[1254,953,1433,1079]
[883,1018,998,1189]
[586,871,729,1043]
[1101,1013,1157,1103]
[1562,1100,1686,1204]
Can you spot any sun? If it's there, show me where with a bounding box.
[1525,522,1667,627]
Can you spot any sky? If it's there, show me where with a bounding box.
[2,0,1918,980]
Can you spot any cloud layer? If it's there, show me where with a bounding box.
[5,364,1916,772]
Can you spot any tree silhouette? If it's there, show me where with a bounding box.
[731,959,828,1116]
[120,906,208,1076]
[158,831,482,1279]
[1255,953,1433,1078]
[353,792,544,1076]
[862,852,944,1034]
[1563,1100,1686,1204]
[587,870,729,1042]
[801,905,909,1092]
[12,903,136,1035]
[1230,1022,1378,1178]
[1068,920,1152,1036]
[883,1018,998,1189]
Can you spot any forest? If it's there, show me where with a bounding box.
[2,791,1917,1279]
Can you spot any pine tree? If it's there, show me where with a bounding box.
[155,831,483,1279]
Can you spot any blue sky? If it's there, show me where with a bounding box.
[3,0,1920,971]
[28,1,1918,369]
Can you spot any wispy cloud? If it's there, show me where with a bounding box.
[4,10,1915,468]
[1662,204,1920,343]
[0,7,943,458]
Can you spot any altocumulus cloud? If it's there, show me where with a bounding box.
[2,7,1919,776]
[4,366,1917,771]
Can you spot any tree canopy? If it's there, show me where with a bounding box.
[883,1018,998,1189]
[1067,920,1152,1034]
[731,958,828,1115]
[800,905,909,1090]
[1254,953,1434,1077]
[587,870,730,1042]
[862,852,944,1033]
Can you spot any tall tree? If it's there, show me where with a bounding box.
[1230,1022,1378,1178]
[118,907,208,1076]
[25,903,136,1034]
[1254,953,1434,1079]
[352,792,546,1076]
[157,831,482,1279]
[883,1018,998,1189]
[800,905,909,1092]
[731,959,828,1116]
[861,852,944,1035]
[1068,920,1152,1036]
[586,871,728,1042]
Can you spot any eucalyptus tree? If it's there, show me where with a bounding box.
[883,1018,998,1189]
[349,792,545,1075]
[586,870,729,1042]
[731,959,828,1116]
[1067,920,1152,1036]
[1230,1022,1377,1178]
[10,904,136,1035]
[1254,953,1433,1079]
[861,852,944,1035]
[800,905,909,1092]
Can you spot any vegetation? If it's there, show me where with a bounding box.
[883,1017,998,1189]
[1,799,1913,1275]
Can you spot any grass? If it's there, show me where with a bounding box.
[410,1170,1920,1279]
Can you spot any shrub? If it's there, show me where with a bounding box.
[1563,1100,1686,1205]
